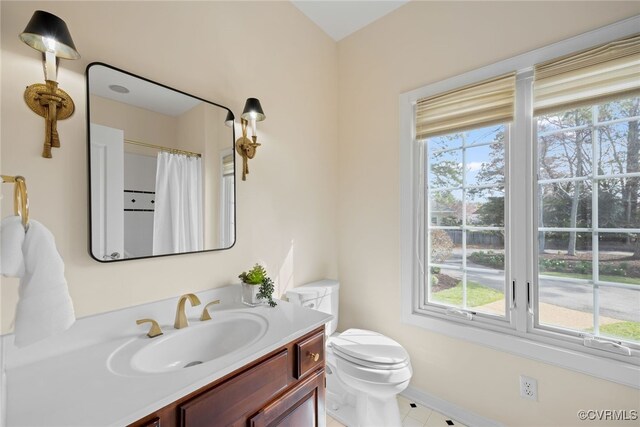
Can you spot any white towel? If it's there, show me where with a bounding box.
[5,218,75,347]
[1,216,25,277]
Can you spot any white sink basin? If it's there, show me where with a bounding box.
[109,311,268,375]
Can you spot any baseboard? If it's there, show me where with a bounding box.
[401,385,505,427]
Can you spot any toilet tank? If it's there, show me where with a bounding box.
[286,280,339,335]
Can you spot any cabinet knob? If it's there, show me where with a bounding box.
[307,352,320,362]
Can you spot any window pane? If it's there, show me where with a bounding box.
[430,268,505,314]
[429,230,459,268]
[468,187,504,227]
[598,122,639,176]
[598,178,640,229]
[539,278,594,332]
[465,124,504,147]
[597,97,640,122]
[469,269,505,317]
[466,144,504,187]
[538,135,592,181]
[539,232,593,280]
[539,183,592,229]
[428,133,464,152]
[537,106,593,133]
[598,286,640,344]
[598,233,640,285]
[429,189,462,226]
[467,232,505,270]
[429,149,462,189]
[430,267,463,309]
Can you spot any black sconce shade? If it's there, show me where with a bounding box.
[241,98,266,122]
[19,10,80,59]
[225,110,235,128]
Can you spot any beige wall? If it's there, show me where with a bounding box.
[1,1,338,329]
[337,2,640,426]
[90,94,178,150]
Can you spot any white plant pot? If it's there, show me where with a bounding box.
[241,282,262,307]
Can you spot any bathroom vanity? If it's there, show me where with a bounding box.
[130,326,325,427]
[4,286,331,426]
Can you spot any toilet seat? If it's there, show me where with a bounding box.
[329,329,411,371]
[331,346,410,370]
[328,329,409,369]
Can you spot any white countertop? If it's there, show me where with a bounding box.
[4,286,332,427]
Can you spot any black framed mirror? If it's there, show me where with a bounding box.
[86,63,236,262]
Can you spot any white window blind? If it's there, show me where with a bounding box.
[415,72,516,140]
[534,33,640,115]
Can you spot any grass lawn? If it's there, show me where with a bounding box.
[597,322,640,341]
[432,281,503,307]
[541,271,640,285]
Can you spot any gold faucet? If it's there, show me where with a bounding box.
[200,300,221,321]
[174,293,201,329]
[136,318,163,338]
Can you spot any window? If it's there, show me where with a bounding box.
[426,124,507,319]
[400,19,640,386]
[536,98,640,346]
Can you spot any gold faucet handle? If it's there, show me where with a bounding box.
[200,300,221,321]
[136,318,163,338]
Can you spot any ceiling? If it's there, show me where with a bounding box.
[291,1,409,41]
[88,65,202,117]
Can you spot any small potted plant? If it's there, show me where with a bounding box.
[238,264,277,307]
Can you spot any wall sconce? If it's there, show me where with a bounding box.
[235,98,266,181]
[20,10,80,158]
[224,110,235,128]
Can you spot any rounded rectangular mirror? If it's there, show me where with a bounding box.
[87,63,236,262]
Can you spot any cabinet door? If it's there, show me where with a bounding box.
[179,350,290,427]
[250,368,325,427]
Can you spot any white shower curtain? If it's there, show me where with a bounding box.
[153,152,203,255]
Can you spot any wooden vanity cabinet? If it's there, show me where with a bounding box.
[129,326,326,427]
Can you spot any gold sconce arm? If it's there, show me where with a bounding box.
[235,119,261,181]
[200,300,221,321]
[136,318,163,338]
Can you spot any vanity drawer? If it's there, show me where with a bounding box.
[295,330,324,379]
[178,350,290,427]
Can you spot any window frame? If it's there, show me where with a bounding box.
[399,15,640,388]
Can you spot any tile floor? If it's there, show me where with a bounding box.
[327,395,467,427]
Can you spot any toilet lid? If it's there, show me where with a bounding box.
[329,329,409,367]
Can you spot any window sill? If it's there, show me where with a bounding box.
[401,309,640,389]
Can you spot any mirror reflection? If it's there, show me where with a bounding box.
[87,63,235,261]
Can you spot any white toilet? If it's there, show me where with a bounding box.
[287,280,412,427]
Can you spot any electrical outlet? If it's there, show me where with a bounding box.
[520,375,537,401]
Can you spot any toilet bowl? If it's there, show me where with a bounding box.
[286,280,412,427]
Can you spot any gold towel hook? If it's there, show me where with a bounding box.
[1,175,30,228]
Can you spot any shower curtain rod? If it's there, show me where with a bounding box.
[124,138,202,158]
